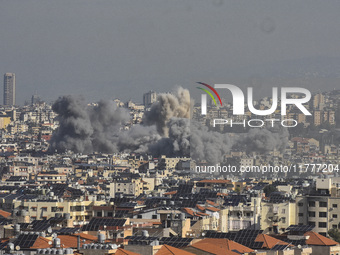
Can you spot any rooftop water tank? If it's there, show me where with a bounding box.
[142,230,149,237]
[98,233,105,244]
[54,238,61,248]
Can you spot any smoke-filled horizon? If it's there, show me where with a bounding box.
[50,87,288,164]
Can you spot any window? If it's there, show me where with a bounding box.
[137,215,142,219]
[281,217,286,223]
[52,207,63,212]
[298,213,304,217]
[333,214,338,219]
[333,225,338,229]
[309,201,315,207]
[318,222,327,228]
[308,221,315,226]
[282,209,286,214]
[308,212,316,217]
[319,212,327,218]
[71,206,84,212]
[319,202,327,207]
[298,202,303,206]
[152,215,158,219]
[97,212,102,217]
[333,204,338,208]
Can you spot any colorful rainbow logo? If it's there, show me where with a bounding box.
[196,82,223,106]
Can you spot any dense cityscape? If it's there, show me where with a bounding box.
[0,73,338,255]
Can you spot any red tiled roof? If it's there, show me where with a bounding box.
[255,234,291,249]
[73,233,98,241]
[206,200,219,207]
[164,191,177,195]
[191,238,254,255]
[182,208,208,217]
[196,212,209,217]
[30,236,53,249]
[205,207,220,212]
[57,233,98,248]
[196,204,205,211]
[304,231,338,246]
[0,210,11,218]
[156,244,195,255]
[182,208,195,217]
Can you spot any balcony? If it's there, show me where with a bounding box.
[229,206,254,211]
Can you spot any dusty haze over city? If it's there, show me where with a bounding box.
[1,0,340,104]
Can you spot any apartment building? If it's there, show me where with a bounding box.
[0,197,106,225]
[261,200,296,234]
[296,179,340,235]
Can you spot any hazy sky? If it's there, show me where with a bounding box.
[1,0,340,104]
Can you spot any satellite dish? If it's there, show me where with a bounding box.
[15,246,20,251]
[52,233,57,238]
[48,241,52,245]
[47,227,52,234]
[298,245,302,249]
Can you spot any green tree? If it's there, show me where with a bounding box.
[328,228,340,242]
[263,185,277,197]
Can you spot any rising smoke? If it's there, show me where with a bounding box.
[235,125,289,154]
[143,86,191,137]
[50,87,289,164]
[50,96,94,153]
[50,96,130,154]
